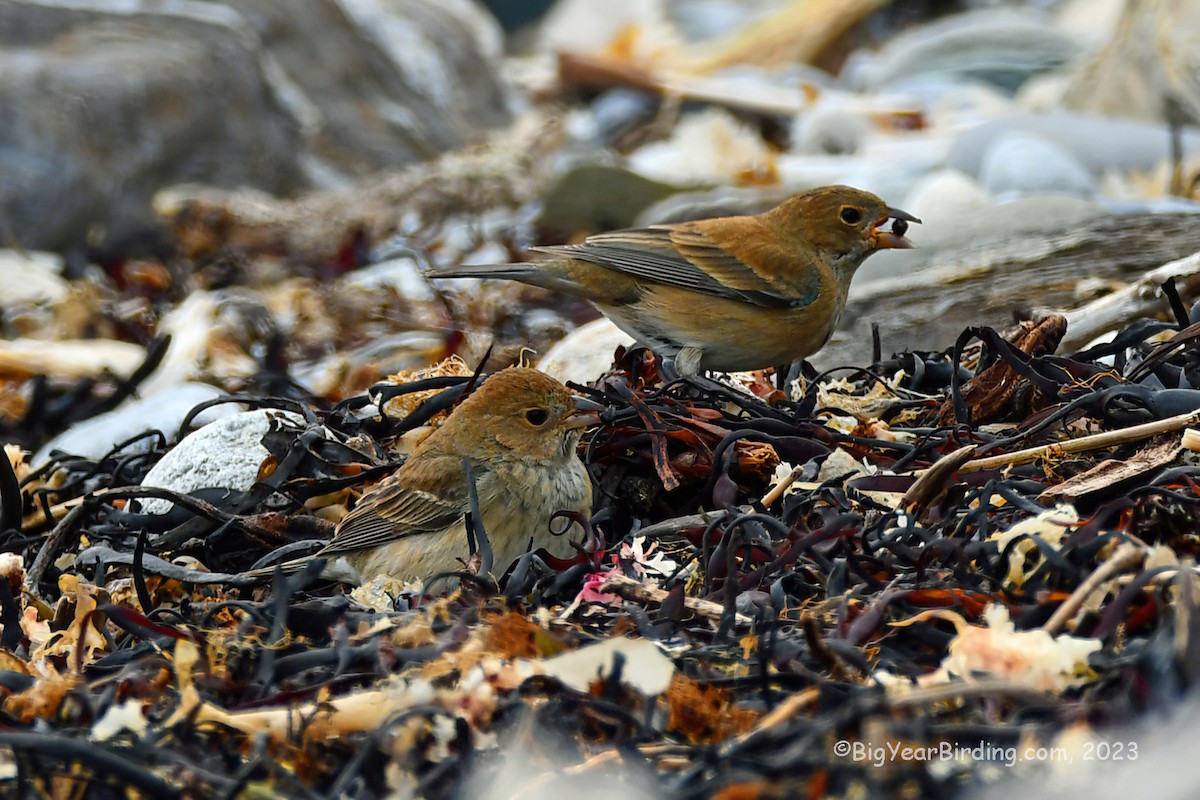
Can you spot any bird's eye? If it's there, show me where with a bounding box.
[839,206,863,225]
[525,408,549,426]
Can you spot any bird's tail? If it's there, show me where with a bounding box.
[241,556,361,585]
[241,558,311,582]
[426,263,580,295]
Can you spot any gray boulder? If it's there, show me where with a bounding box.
[0,0,510,251]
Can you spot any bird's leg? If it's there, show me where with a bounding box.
[660,358,717,394]
[774,364,790,392]
[666,347,734,396]
[675,346,704,378]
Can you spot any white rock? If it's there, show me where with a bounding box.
[792,100,872,155]
[34,383,237,467]
[920,80,1017,129]
[847,9,1080,94]
[946,112,1200,179]
[542,637,675,695]
[791,88,934,157]
[138,408,307,514]
[775,134,950,214]
[979,131,1096,198]
[902,168,994,227]
[538,318,634,385]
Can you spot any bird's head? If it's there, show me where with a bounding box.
[767,185,920,275]
[446,367,600,464]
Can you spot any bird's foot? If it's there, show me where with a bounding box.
[658,350,724,395]
[674,347,704,378]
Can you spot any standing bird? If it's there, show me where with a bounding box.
[252,368,596,584]
[428,185,918,376]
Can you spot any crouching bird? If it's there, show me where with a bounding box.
[428,185,919,376]
[249,368,597,584]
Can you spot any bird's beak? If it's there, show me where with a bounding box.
[870,207,921,250]
[565,395,604,429]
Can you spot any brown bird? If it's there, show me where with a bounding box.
[252,368,596,584]
[428,185,918,375]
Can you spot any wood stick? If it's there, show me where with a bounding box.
[599,572,753,626]
[959,410,1200,473]
[1042,543,1146,635]
[761,465,803,507]
[1061,251,1200,351]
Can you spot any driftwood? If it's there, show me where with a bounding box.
[831,212,1200,366]
[1062,250,1200,350]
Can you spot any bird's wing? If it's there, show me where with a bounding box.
[318,479,465,556]
[532,226,813,310]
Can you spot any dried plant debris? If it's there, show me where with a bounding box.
[5,283,1200,798]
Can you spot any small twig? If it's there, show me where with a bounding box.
[902,444,977,511]
[887,679,1060,710]
[27,502,88,592]
[761,465,803,507]
[739,687,819,736]
[1061,250,1200,351]
[563,743,681,775]
[960,411,1200,473]
[600,572,752,627]
[22,496,84,531]
[1115,564,1200,587]
[1042,543,1146,635]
